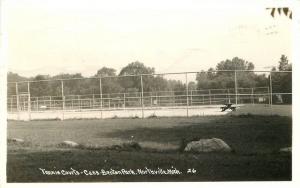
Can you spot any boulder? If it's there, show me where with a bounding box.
[184,138,231,153]
[59,140,80,148]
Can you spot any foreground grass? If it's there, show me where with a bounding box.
[7,146,291,182]
[7,115,292,182]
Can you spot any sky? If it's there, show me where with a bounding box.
[5,0,292,77]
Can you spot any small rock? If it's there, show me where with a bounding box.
[8,138,24,143]
[59,140,80,148]
[279,147,292,152]
[122,141,142,151]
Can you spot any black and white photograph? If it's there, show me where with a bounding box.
[0,0,299,185]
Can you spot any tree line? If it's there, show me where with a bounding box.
[7,55,292,103]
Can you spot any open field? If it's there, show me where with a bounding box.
[7,115,292,182]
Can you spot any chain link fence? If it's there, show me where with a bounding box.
[7,70,292,119]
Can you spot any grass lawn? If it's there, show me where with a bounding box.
[7,115,292,182]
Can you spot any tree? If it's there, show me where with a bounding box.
[95,67,117,77]
[118,61,155,92]
[151,76,169,91]
[30,75,52,96]
[119,61,155,76]
[51,73,87,95]
[278,55,291,71]
[196,70,218,89]
[196,57,257,90]
[253,74,268,87]
[94,67,123,94]
[188,81,197,91]
[7,72,29,95]
[7,72,28,82]
[216,57,254,72]
[271,55,292,104]
[175,84,186,95]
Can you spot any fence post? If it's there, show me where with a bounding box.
[234,70,238,105]
[190,90,193,106]
[99,78,103,118]
[61,80,64,109]
[185,73,189,117]
[92,94,95,109]
[15,82,20,120]
[61,80,65,120]
[27,82,31,120]
[108,94,110,109]
[50,96,52,110]
[37,97,39,111]
[10,98,13,112]
[269,72,273,107]
[123,93,126,110]
[209,89,211,105]
[140,75,144,118]
[156,92,159,106]
[251,88,254,105]
[227,89,230,103]
[15,82,19,110]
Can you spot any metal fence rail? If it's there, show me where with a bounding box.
[7,70,292,119]
[7,87,271,112]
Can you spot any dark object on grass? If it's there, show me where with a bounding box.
[148,113,158,118]
[110,145,122,150]
[122,142,142,151]
[110,142,142,151]
[221,103,236,112]
[132,115,140,119]
[112,115,118,119]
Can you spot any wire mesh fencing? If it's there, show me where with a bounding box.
[7,70,292,118]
